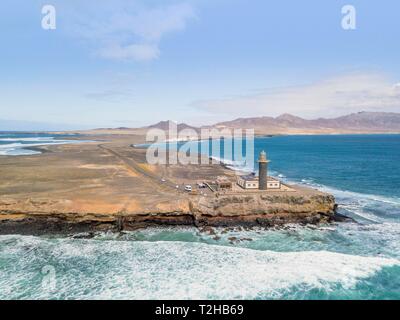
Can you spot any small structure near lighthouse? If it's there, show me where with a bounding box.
[237,173,259,189]
[237,151,282,191]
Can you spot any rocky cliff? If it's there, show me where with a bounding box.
[190,192,337,227]
[0,192,337,235]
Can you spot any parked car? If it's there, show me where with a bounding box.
[184,185,192,192]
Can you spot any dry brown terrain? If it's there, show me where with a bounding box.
[0,133,337,234]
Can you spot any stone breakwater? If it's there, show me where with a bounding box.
[0,193,337,235]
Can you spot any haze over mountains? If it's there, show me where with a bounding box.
[145,112,400,135]
[7,112,399,135]
[147,120,198,132]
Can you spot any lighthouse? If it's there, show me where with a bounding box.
[258,151,270,190]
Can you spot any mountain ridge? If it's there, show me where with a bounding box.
[50,111,400,135]
[141,112,400,135]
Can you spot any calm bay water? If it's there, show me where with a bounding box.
[0,134,399,299]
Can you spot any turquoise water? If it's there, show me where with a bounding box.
[0,135,399,299]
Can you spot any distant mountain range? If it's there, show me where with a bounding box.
[145,112,400,135]
[22,112,400,135]
[147,120,198,132]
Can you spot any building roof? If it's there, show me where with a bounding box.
[239,174,258,182]
[239,174,281,182]
[216,176,230,182]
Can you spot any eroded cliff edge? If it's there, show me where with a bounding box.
[0,192,337,235]
[190,192,337,227]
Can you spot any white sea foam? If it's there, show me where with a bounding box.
[0,137,55,142]
[0,142,25,148]
[263,165,400,212]
[210,153,399,226]
[340,204,382,223]
[210,156,255,173]
[220,155,400,211]
[282,175,400,224]
[0,236,398,299]
[317,185,400,207]
[0,137,90,156]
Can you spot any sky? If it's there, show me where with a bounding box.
[0,0,400,129]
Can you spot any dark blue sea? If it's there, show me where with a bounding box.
[0,134,399,299]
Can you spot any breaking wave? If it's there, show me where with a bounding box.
[0,136,90,156]
[0,236,398,300]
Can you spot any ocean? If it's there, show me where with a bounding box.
[0,132,84,156]
[0,134,399,299]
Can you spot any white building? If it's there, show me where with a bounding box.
[267,179,281,189]
[237,174,259,189]
[237,174,281,190]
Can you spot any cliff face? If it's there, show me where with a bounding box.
[190,193,337,227]
[0,135,339,236]
[0,192,336,234]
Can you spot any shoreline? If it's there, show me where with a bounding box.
[0,133,95,156]
[2,132,400,157]
[0,208,352,237]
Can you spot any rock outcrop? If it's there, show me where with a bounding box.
[0,192,337,235]
[190,193,336,227]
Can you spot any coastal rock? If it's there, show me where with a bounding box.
[0,192,337,234]
[189,192,336,227]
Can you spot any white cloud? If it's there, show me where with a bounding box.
[66,1,196,62]
[99,43,160,61]
[192,73,400,118]
[125,3,196,41]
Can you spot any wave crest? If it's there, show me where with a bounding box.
[0,236,398,299]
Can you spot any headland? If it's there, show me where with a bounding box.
[0,133,338,235]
